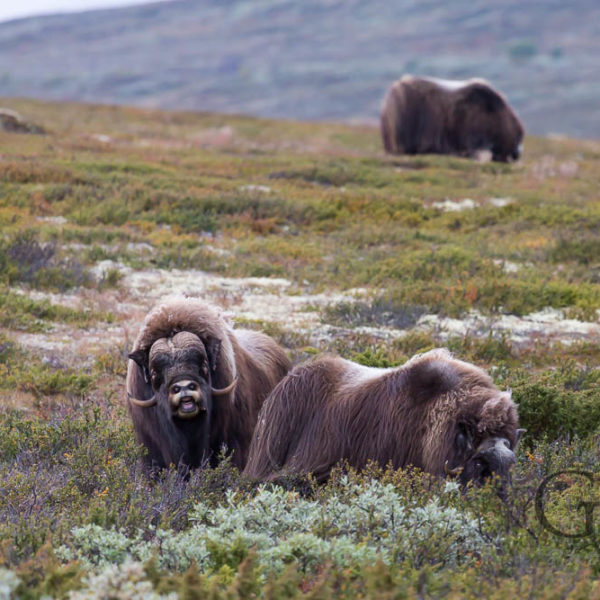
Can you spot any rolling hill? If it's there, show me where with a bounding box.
[0,0,598,138]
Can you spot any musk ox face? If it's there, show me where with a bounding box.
[148,332,212,421]
[128,331,233,422]
[490,110,523,163]
[446,422,523,490]
[453,82,524,163]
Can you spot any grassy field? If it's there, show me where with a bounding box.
[1,98,600,598]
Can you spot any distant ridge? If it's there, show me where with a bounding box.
[0,0,598,138]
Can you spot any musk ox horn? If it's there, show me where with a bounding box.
[444,460,464,477]
[211,378,237,396]
[127,391,157,408]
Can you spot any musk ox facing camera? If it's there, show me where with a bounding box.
[380,75,524,162]
[244,349,523,490]
[126,297,291,471]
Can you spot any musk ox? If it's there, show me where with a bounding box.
[380,76,524,162]
[244,349,523,489]
[126,297,291,470]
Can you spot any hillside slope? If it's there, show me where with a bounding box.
[0,0,598,137]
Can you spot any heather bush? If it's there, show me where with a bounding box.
[0,230,90,291]
[0,290,111,332]
[2,397,600,598]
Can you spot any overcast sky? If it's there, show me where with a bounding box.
[0,0,168,23]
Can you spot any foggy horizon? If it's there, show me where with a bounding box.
[0,0,167,24]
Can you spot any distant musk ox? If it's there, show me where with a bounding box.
[380,76,524,162]
[244,349,523,489]
[126,297,291,470]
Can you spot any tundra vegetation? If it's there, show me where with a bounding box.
[0,99,599,598]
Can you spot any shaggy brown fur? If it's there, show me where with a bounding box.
[126,297,291,470]
[244,349,520,486]
[380,76,524,162]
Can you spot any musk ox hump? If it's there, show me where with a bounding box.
[400,348,463,404]
[459,82,506,113]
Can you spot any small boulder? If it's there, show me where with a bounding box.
[0,108,45,134]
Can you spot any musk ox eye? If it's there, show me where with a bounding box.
[473,458,491,478]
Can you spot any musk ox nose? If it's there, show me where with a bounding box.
[478,438,516,475]
[169,379,206,419]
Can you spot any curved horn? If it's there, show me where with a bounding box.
[127,391,157,408]
[444,460,464,477]
[211,378,237,396]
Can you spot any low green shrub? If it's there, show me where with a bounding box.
[0,337,92,397]
[0,290,110,332]
[56,478,486,584]
[510,362,600,442]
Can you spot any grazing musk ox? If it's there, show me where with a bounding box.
[244,349,523,488]
[380,76,524,162]
[126,297,291,470]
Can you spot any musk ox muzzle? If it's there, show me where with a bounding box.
[511,143,523,161]
[457,436,517,487]
[167,377,237,420]
[169,379,205,419]
[443,432,523,497]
